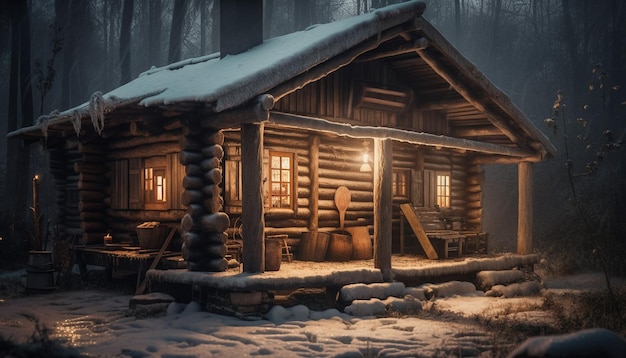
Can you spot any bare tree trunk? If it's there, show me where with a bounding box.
[5,0,32,233]
[561,0,584,103]
[488,0,502,72]
[294,0,313,31]
[56,0,71,109]
[169,0,188,63]
[211,0,219,53]
[149,0,162,65]
[199,0,208,55]
[264,0,274,39]
[455,0,461,43]
[120,0,134,84]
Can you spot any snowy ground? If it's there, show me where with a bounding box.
[0,270,624,357]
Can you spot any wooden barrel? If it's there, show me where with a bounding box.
[326,232,352,262]
[298,231,330,261]
[26,251,55,292]
[265,238,282,271]
[345,226,373,260]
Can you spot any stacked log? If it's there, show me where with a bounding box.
[450,155,467,214]
[104,128,184,242]
[76,141,107,244]
[62,141,83,240]
[317,136,373,230]
[49,148,68,238]
[181,128,229,272]
[465,163,484,230]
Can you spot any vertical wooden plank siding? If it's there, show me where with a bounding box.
[374,138,393,281]
[517,161,533,254]
[241,123,265,273]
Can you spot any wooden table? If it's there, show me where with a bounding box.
[74,245,182,289]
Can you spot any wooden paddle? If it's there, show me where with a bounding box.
[334,186,351,230]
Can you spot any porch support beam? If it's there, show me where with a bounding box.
[270,111,533,158]
[517,161,533,254]
[416,48,526,148]
[374,138,393,281]
[241,123,265,273]
[308,135,320,232]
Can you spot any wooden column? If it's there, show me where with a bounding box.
[517,161,533,254]
[308,135,320,232]
[241,123,265,273]
[374,138,393,281]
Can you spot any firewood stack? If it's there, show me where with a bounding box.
[180,125,229,271]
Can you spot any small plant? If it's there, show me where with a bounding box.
[34,24,63,115]
[543,65,623,318]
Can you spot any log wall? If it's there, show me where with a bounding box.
[49,140,81,242]
[104,126,186,244]
[223,127,482,256]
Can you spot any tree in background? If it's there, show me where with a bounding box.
[168,0,188,63]
[120,0,134,84]
[3,0,33,260]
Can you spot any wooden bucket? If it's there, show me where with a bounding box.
[299,231,330,261]
[326,232,352,262]
[265,238,282,271]
[345,226,373,260]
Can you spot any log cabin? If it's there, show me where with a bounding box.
[10,1,556,281]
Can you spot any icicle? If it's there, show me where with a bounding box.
[39,116,49,139]
[71,110,82,137]
[36,110,61,139]
[89,91,107,135]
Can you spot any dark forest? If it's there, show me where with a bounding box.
[0,0,624,274]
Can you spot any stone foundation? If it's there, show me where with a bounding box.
[192,286,274,317]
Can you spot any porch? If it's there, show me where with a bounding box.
[145,253,540,315]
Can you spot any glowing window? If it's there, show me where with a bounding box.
[269,151,294,209]
[144,157,167,210]
[436,174,450,208]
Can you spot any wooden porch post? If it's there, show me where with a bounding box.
[374,138,393,281]
[241,123,265,273]
[517,161,533,254]
[308,135,320,232]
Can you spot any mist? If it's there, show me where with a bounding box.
[1,0,625,274]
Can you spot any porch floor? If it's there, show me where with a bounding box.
[147,253,540,293]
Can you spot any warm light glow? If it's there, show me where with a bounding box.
[359,141,372,172]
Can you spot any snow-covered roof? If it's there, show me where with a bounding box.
[11,1,425,136]
[10,0,555,157]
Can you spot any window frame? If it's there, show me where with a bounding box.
[110,153,183,211]
[435,172,451,208]
[268,150,296,211]
[143,156,168,210]
[392,169,411,201]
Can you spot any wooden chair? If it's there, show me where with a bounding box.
[226,217,243,262]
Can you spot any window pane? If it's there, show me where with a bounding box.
[272,169,280,182]
[281,156,290,169]
[271,156,280,168]
[281,169,290,182]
